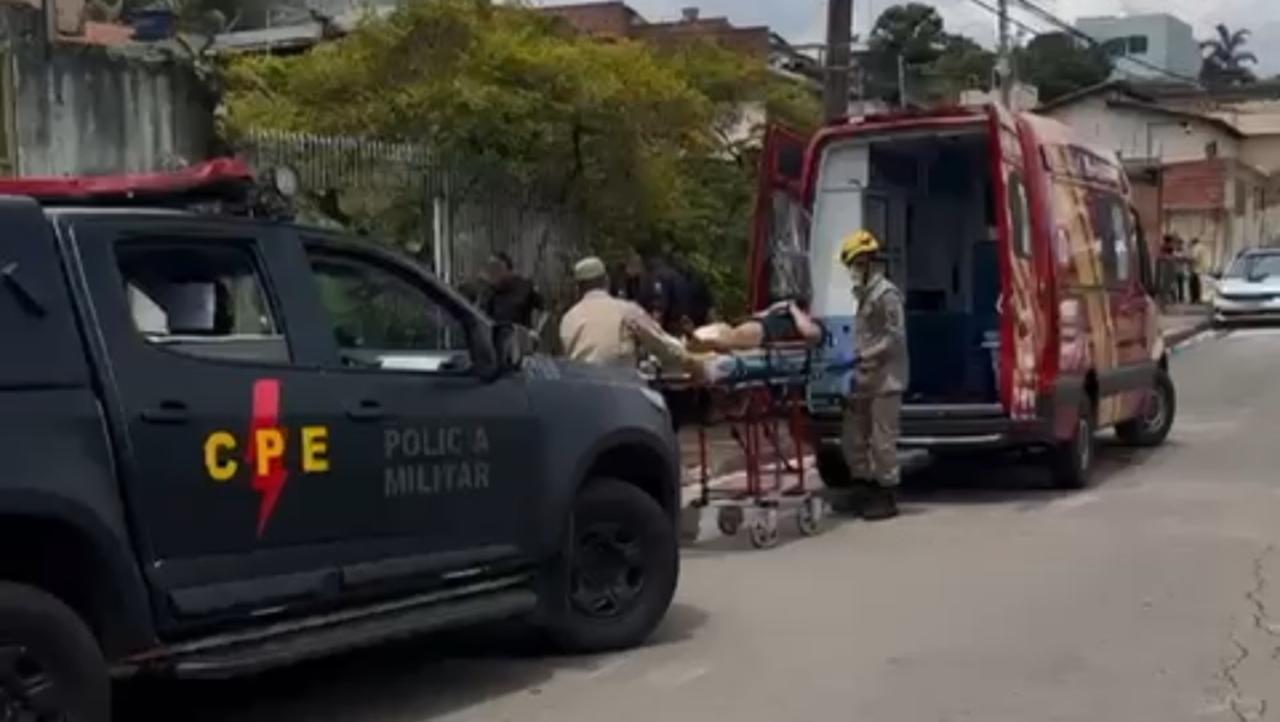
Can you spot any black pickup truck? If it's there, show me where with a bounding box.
[0,162,681,721]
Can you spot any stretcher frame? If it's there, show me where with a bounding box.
[652,344,828,549]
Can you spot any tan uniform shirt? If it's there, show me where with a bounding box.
[560,289,687,370]
[853,275,908,397]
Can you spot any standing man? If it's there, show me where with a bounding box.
[482,252,545,332]
[560,257,689,372]
[1189,237,1210,304]
[839,230,908,521]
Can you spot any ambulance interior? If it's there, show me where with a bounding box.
[809,128,1001,404]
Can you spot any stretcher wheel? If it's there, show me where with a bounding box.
[679,505,703,543]
[747,511,780,549]
[796,495,825,537]
[717,506,744,536]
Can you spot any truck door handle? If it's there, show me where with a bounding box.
[346,400,386,422]
[141,400,190,424]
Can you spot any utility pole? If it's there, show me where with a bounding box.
[824,0,854,122]
[996,0,1011,107]
[897,54,907,108]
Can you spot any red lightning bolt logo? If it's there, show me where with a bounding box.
[246,379,288,538]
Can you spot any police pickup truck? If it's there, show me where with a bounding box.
[0,161,681,721]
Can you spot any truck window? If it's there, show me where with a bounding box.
[116,242,288,365]
[307,251,471,373]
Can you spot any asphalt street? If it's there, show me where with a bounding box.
[119,328,1280,722]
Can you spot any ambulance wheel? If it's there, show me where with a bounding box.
[547,479,678,653]
[815,446,853,489]
[1116,371,1176,448]
[1050,398,1096,490]
[716,506,744,536]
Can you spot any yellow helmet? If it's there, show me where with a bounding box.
[839,230,881,266]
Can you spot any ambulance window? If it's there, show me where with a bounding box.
[307,251,471,374]
[1007,174,1032,258]
[116,241,289,365]
[1091,193,1132,287]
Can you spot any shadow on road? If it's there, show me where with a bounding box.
[899,438,1161,510]
[114,604,709,722]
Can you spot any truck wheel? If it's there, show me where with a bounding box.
[547,479,678,654]
[815,446,853,489]
[0,583,108,722]
[1050,398,1096,490]
[1115,371,1176,448]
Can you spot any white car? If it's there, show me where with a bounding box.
[1214,250,1280,326]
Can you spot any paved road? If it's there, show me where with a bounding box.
[119,329,1280,722]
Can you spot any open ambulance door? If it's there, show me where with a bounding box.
[748,125,811,311]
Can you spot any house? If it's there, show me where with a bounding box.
[1074,14,1200,82]
[1038,81,1280,270]
[538,3,818,146]
[0,0,213,176]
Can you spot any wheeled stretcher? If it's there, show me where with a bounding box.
[649,343,827,549]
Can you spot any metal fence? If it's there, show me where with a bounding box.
[236,131,589,313]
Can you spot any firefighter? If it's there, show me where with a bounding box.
[839,230,908,520]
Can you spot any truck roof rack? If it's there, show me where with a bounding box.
[0,158,256,207]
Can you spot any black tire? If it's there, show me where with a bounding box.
[0,582,108,722]
[815,446,854,490]
[1115,371,1176,447]
[1050,398,1096,490]
[546,479,678,654]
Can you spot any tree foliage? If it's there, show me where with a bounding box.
[224,0,819,314]
[1201,24,1258,86]
[1014,32,1112,103]
[864,4,995,105]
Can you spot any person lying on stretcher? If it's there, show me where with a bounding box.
[685,298,824,353]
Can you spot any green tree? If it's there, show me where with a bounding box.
[1014,32,1112,103]
[225,0,819,316]
[865,4,995,105]
[1200,24,1258,86]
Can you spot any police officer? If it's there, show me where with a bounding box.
[839,230,908,520]
[560,256,689,371]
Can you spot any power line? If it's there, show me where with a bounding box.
[965,0,1201,85]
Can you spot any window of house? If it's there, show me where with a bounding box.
[1103,38,1127,57]
[117,241,289,365]
[1128,35,1149,54]
[308,250,472,373]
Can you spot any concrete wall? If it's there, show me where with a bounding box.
[1075,14,1199,81]
[10,44,213,176]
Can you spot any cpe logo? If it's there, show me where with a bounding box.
[202,379,330,537]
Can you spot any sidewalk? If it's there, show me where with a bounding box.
[1159,304,1212,348]
[678,308,1214,482]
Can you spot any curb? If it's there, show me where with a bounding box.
[1164,319,1213,350]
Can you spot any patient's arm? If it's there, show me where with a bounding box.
[788,303,824,345]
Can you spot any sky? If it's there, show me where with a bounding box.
[535,0,1280,75]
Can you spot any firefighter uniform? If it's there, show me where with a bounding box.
[560,257,688,370]
[839,231,908,517]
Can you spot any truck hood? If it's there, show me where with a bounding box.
[524,356,649,389]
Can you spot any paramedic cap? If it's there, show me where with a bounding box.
[574,256,608,282]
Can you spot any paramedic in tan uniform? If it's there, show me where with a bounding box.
[839,230,908,520]
[560,257,688,371]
